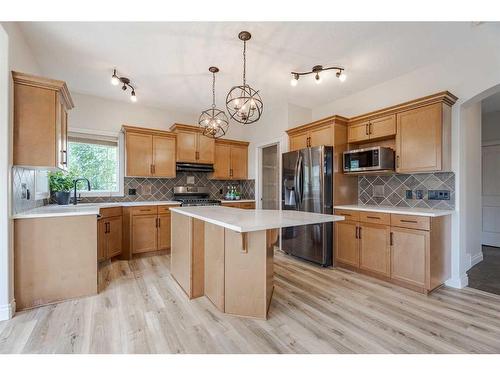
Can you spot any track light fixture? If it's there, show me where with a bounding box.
[290,65,346,86]
[110,69,137,102]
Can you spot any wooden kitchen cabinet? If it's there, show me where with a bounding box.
[348,115,396,144]
[132,215,158,254]
[106,216,123,258]
[347,121,370,143]
[157,213,172,251]
[289,132,309,151]
[98,207,123,261]
[12,71,74,169]
[212,139,249,180]
[123,125,176,178]
[170,123,215,164]
[334,209,451,294]
[286,116,349,151]
[221,201,255,209]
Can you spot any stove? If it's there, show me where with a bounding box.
[173,186,221,207]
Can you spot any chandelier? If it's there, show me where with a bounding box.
[198,67,229,139]
[226,31,263,125]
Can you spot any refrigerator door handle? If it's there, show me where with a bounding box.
[293,154,301,209]
[297,154,304,207]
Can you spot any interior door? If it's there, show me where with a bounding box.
[230,145,247,179]
[482,143,500,247]
[157,214,171,250]
[126,132,153,177]
[261,144,279,209]
[153,135,176,177]
[359,223,390,277]
[197,134,215,164]
[213,142,231,179]
[176,131,197,162]
[106,216,123,258]
[132,215,158,254]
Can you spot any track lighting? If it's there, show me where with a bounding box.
[110,68,137,103]
[290,65,346,86]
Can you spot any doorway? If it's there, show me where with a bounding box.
[260,143,280,209]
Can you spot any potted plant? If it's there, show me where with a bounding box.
[48,171,75,205]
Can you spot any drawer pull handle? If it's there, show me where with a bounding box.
[367,216,380,219]
[401,219,418,224]
[140,209,151,212]
[390,232,394,246]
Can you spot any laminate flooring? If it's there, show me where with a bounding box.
[1,252,500,353]
[468,246,500,295]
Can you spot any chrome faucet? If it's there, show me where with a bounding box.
[73,178,91,205]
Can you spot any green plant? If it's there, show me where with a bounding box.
[48,171,75,192]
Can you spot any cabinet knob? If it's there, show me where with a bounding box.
[396,155,400,168]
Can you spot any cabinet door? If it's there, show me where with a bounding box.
[153,135,176,177]
[396,103,442,173]
[197,134,215,164]
[230,145,248,180]
[97,220,107,262]
[369,114,396,140]
[126,132,153,177]
[106,216,123,258]
[359,223,390,277]
[131,214,158,254]
[348,122,370,143]
[212,142,231,179]
[289,132,309,151]
[157,214,171,251]
[334,221,359,267]
[176,131,197,162]
[57,97,68,171]
[309,125,332,147]
[390,227,429,288]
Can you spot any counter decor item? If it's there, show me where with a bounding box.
[48,170,75,205]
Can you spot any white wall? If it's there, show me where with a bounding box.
[0,22,42,321]
[482,111,500,142]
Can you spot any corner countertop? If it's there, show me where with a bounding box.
[333,204,455,217]
[220,199,255,204]
[170,206,344,232]
[12,201,181,219]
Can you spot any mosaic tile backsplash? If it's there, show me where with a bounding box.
[358,172,455,209]
[12,167,47,214]
[77,172,255,204]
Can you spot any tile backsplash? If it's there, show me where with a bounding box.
[78,171,255,204]
[12,167,47,214]
[358,172,455,210]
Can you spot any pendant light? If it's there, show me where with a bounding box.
[226,31,263,125]
[198,67,229,139]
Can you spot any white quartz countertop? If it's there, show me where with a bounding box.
[220,199,255,203]
[334,204,455,217]
[12,201,181,219]
[170,206,344,232]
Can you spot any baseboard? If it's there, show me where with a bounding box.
[470,252,484,267]
[445,274,469,289]
[0,300,15,321]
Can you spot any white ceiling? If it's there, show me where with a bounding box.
[18,22,481,113]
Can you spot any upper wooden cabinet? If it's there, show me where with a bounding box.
[169,124,215,164]
[122,125,176,178]
[212,139,249,180]
[286,116,349,151]
[12,71,74,169]
[348,115,396,143]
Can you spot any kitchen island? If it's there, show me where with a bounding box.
[170,206,345,319]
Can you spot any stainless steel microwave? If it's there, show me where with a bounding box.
[343,146,395,173]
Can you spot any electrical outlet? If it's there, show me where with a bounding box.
[428,190,450,200]
[415,190,424,200]
[21,183,27,199]
[405,190,413,199]
[128,188,137,196]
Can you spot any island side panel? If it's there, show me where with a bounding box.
[204,222,225,311]
[14,215,98,310]
[191,218,205,298]
[266,229,279,312]
[224,229,269,319]
[170,211,193,297]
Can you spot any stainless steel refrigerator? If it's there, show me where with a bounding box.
[282,146,333,266]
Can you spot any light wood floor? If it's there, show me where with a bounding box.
[1,252,500,354]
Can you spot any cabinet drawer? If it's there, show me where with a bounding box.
[158,205,178,214]
[130,206,158,216]
[334,209,359,222]
[359,211,390,225]
[99,206,122,219]
[239,202,255,209]
[391,214,430,231]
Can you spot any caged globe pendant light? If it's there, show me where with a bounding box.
[226,31,263,125]
[198,67,229,139]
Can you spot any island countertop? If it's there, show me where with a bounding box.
[170,206,344,232]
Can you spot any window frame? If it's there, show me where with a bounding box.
[68,128,124,197]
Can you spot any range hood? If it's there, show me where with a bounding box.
[176,162,214,173]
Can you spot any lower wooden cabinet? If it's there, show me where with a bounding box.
[132,214,158,254]
[334,209,450,294]
[158,213,172,251]
[98,208,123,262]
[221,201,255,209]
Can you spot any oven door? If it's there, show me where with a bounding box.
[344,149,379,172]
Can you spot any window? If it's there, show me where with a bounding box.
[68,130,124,196]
